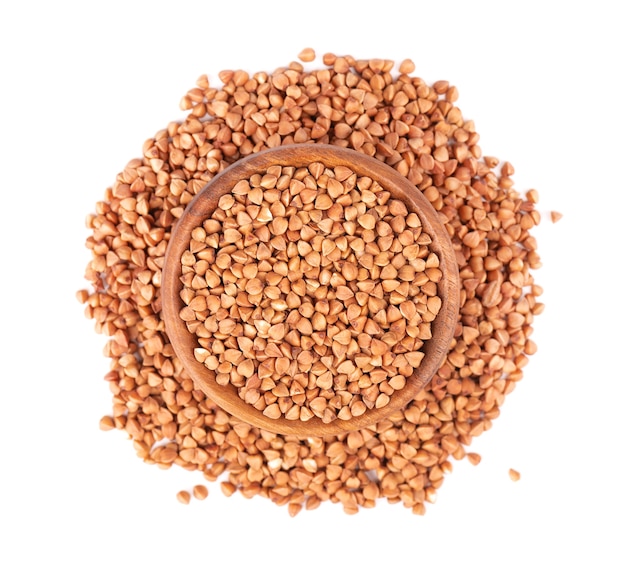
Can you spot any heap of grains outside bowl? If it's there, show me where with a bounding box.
[179,162,443,423]
[81,48,543,515]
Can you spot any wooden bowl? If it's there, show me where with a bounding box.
[161,144,459,436]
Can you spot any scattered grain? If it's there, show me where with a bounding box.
[399,59,416,74]
[297,48,316,63]
[99,415,115,431]
[467,452,481,466]
[193,484,209,500]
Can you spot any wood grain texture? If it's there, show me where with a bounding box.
[162,144,460,436]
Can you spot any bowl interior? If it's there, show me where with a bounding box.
[161,144,459,436]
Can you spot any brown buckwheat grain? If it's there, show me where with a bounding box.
[82,50,542,515]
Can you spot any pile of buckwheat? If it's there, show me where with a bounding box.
[180,163,442,424]
[79,49,542,515]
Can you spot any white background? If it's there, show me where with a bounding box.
[1,1,624,580]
